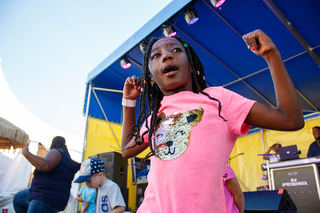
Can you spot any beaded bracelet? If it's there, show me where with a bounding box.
[122,98,136,107]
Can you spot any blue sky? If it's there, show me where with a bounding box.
[0,0,172,141]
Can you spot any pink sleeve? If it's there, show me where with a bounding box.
[223,165,237,182]
[221,88,256,136]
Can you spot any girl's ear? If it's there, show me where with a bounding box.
[149,74,155,87]
[150,78,155,87]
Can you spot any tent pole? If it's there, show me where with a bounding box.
[92,87,123,93]
[237,178,249,192]
[263,0,320,67]
[261,129,266,155]
[261,129,272,190]
[77,82,92,213]
[91,89,121,148]
[82,82,92,162]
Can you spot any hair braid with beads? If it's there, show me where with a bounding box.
[130,36,226,157]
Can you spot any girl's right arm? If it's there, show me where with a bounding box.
[121,76,149,159]
[242,30,304,131]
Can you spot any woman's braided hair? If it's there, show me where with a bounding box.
[130,36,226,157]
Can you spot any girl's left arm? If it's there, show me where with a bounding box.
[243,30,304,131]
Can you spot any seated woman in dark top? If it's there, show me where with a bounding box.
[13,136,80,213]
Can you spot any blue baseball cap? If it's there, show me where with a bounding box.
[74,158,105,183]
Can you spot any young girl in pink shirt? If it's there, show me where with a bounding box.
[223,165,244,213]
[121,30,304,213]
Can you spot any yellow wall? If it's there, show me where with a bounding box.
[84,116,320,211]
[83,118,122,159]
[229,131,265,191]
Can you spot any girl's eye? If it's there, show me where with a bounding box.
[172,48,182,52]
[151,53,160,60]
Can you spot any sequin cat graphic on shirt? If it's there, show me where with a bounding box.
[154,107,204,160]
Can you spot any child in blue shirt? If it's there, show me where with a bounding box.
[76,185,97,213]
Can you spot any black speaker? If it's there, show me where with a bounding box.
[120,187,129,211]
[244,189,297,213]
[91,151,128,189]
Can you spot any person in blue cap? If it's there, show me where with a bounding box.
[74,158,126,213]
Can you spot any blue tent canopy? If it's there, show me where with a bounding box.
[83,0,320,126]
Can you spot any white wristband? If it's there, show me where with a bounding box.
[122,98,136,107]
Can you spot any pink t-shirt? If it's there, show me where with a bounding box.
[223,165,240,213]
[138,87,255,213]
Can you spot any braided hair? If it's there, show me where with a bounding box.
[131,36,226,157]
